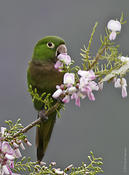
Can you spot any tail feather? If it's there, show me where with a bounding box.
[36,112,56,161]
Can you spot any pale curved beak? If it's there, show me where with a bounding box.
[55,44,67,57]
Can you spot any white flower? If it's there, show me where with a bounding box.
[1,127,6,136]
[119,56,129,63]
[68,86,77,94]
[15,148,22,158]
[63,73,75,85]
[114,78,127,98]
[2,165,10,175]
[78,70,95,80]
[98,82,103,90]
[54,168,64,175]
[101,63,129,82]
[52,89,63,98]
[107,19,121,40]
[20,143,25,150]
[107,19,121,32]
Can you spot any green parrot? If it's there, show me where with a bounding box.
[27,36,67,161]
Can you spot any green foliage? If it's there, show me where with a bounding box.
[81,22,98,70]
[4,119,26,142]
[28,84,54,110]
[13,152,103,175]
[80,13,127,82]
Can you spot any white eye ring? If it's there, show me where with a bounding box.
[47,42,55,48]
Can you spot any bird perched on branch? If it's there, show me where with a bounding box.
[27,36,67,161]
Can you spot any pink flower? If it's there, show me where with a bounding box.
[107,19,121,40]
[78,75,99,101]
[62,95,70,103]
[87,91,95,101]
[78,70,95,80]
[58,53,71,65]
[54,53,72,71]
[0,141,20,175]
[71,93,81,107]
[63,73,75,85]
[114,78,127,98]
[109,31,116,40]
[68,86,77,94]
[54,60,63,71]
[2,141,15,156]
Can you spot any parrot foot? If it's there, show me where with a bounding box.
[38,110,48,121]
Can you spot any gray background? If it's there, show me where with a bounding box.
[0,0,129,174]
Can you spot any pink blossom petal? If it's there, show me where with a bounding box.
[87,92,95,101]
[89,70,96,80]
[114,78,121,88]
[63,73,75,85]
[89,81,99,91]
[68,87,77,94]
[98,82,103,90]
[58,53,71,65]
[121,78,127,87]
[1,127,6,136]
[2,142,14,155]
[15,148,22,158]
[122,86,127,98]
[20,143,25,150]
[5,153,15,160]
[13,142,19,148]
[2,165,10,174]
[78,70,95,80]
[71,93,77,100]
[62,95,70,103]
[75,95,80,107]
[109,31,116,40]
[10,161,14,169]
[54,60,63,69]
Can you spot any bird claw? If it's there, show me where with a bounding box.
[38,110,48,121]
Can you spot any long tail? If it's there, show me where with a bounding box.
[36,112,56,161]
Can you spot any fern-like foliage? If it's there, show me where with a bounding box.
[13,152,103,175]
[28,84,54,111]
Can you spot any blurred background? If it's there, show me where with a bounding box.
[0,0,129,174]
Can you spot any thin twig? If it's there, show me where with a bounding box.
[88,45,107,70]
[13,101,60,138]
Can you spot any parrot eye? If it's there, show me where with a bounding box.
[47,42,55,48]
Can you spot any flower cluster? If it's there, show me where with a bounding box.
[52,69,99,107]
[101,55,129,98]
[53,16,128,107]
[0,127,31,175]
[54,53,71,71]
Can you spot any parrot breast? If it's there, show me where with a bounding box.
[28,60,64,93]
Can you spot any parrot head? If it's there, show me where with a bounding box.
[32,36,67,62]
